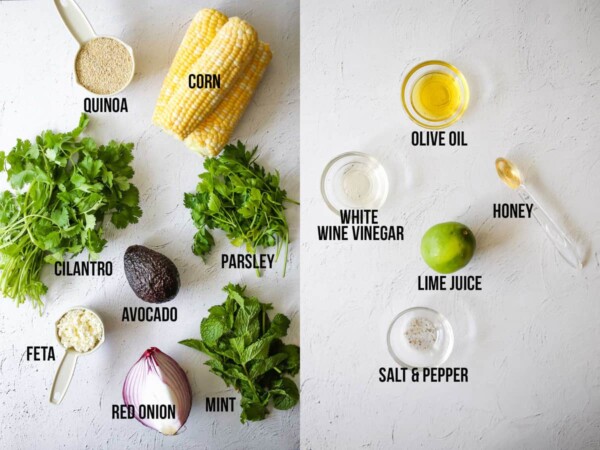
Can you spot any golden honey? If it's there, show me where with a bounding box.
[495,158,522,189]
[411,71,461,122]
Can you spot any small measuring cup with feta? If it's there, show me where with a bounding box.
[50,307,105,405]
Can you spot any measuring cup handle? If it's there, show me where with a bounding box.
[50,350,79,405]
[53,0,96,45]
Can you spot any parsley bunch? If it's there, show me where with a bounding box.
[184,141,298,276]
[0,113,142,309]
[180,283,300,423]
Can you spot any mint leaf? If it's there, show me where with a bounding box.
[248,353,288,379]
[241,338,270,364]
[266,313,291,338]
[240,399,269,423]
[271,377,299,410]
[229,336,246,358]
[179,339,222,361]
[281,344,300,376]
[200,316,227,343]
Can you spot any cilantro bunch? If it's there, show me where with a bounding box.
[0,113,142,309]
[180,283,300,423]
[183,141,298,276]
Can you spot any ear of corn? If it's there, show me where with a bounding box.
[152,9,228,124]
[156,17,259,140]
[184,42,272,157]
[153,9,271,157]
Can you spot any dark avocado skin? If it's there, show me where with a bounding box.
[124,245,180,303]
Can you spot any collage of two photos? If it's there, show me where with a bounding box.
[1,0,599,448]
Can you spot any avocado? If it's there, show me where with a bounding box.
[124,245,180,303]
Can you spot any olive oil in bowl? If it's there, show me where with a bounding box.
[401,60,469,129]
[411,71,461,122]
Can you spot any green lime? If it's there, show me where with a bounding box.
[420,222,476,274]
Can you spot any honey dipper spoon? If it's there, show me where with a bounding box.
[495,157,583,269]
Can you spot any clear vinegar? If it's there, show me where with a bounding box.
[333,161,387,209]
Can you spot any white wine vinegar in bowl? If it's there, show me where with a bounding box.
[321,152,389,214]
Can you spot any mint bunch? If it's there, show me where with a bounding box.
[180,283,300,423]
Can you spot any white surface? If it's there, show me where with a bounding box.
[301,0,600,449]
[0,1,299,449]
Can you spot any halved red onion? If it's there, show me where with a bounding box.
[123,347,192,435]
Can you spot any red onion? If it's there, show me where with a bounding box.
[123,347,192,435]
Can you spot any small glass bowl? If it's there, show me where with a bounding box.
[387,307,454,368]
[401,60,469,129]
[320,152,389,215]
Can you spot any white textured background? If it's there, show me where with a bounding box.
[301,0,600,448]
[0,1,299,449]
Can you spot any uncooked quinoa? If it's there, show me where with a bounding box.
[404,317,437,351]
[75,37,133,95]
[57,309,104,353]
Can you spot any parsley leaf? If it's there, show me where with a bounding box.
[180,283,300,423]
[0,113,142,310]
[184,141,298,276]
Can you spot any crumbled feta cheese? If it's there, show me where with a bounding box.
[57,309,103,353]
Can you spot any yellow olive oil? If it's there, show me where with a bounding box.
[411,71,461,122]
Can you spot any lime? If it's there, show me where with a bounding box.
[420,222,476,274]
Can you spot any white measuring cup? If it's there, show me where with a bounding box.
[50,306,105,405]
[53,0,135,95]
